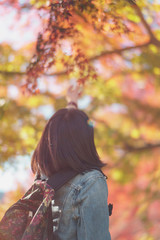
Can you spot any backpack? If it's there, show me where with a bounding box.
[0,168,113,240]
[0,169,78,240]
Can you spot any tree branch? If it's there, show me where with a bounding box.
[0,40,151,78]
[88,41,151,61]
[92,116,160,153]
[0,71,26,76]
[125,142,160,152]
[0,70,66,77]
[131,2,160,46]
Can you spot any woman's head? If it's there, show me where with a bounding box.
[31,108,106,176]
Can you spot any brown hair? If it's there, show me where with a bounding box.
[31,108,106,177]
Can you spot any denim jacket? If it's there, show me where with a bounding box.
[51,169,111,240]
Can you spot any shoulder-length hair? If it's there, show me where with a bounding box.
[31,108,106,177]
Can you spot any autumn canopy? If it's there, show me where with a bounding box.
[0,0,160,239]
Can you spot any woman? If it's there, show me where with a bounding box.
[31,85,111,240]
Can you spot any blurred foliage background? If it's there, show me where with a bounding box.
[0,0,160,239]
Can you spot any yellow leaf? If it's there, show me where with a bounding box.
[131,129,140,139]
[111,169,123,181]
[153,67,160,75]
[149,44,158,54]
